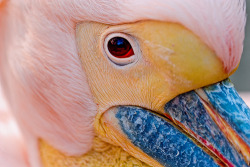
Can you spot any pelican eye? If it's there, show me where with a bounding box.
[108,37,134,58]
[104,33,139,66]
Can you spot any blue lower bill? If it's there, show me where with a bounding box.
[114,79,250,167]
[116,106,219,167]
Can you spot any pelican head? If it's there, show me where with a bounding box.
[0,0,249,166]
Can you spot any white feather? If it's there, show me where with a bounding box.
[0,0,246,166]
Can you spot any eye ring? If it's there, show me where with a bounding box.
[103,33,139,66]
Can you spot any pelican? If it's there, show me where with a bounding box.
[0,0,250,167]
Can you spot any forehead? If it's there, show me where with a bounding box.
[23,0,246,72]
[38,0,246,72]
[42,0,246,24]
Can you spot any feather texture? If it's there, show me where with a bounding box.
[0,1,246,167]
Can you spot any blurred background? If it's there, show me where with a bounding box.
[231,0,250,91]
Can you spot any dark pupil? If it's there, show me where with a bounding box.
[108,37,133,58]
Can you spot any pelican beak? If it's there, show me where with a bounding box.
[102,79,250,166]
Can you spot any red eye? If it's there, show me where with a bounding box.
[108,37,134,58]
[104,33,139,66]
